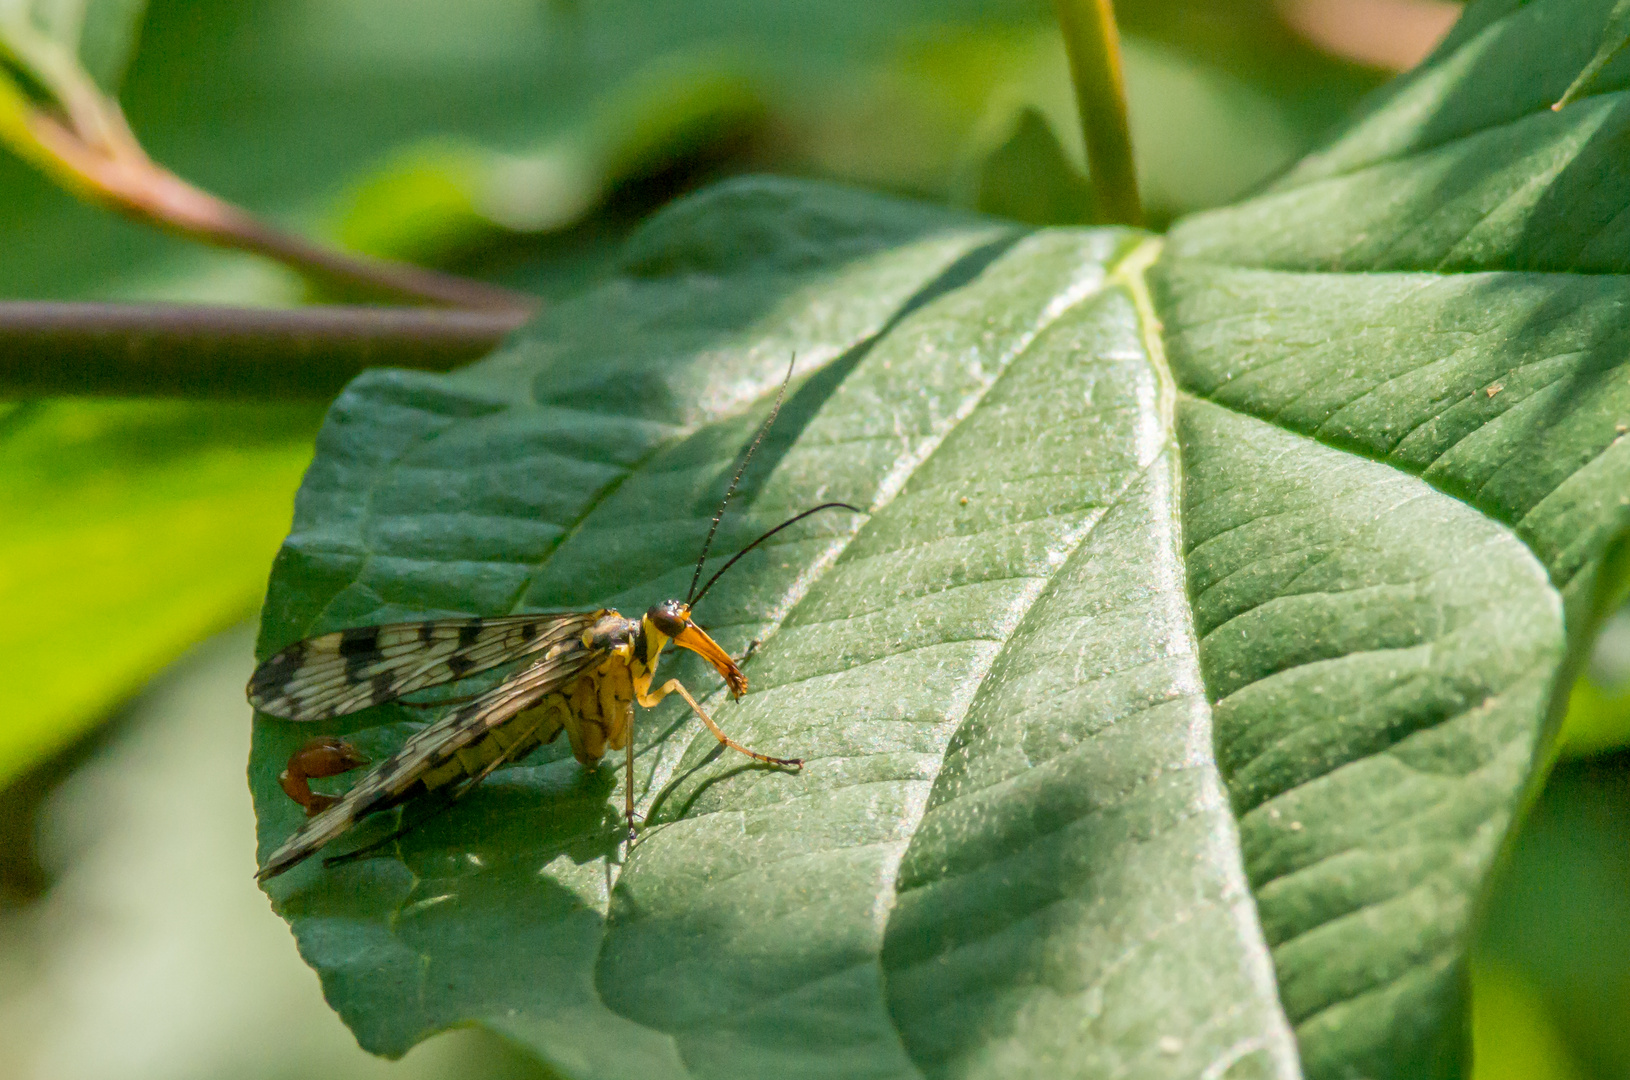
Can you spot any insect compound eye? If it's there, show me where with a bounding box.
[645,599,689,638]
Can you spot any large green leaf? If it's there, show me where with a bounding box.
[249,173,1562,1080]
[241,2,1630,1077]
[1152,0,1630,722]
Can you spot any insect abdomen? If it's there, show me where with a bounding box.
[561,660,635,765]
[414,698,569,794]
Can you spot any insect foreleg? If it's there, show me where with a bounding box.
[638,679,802,768]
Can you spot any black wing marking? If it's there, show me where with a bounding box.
[255,639,606,880]
[248,611,602,722]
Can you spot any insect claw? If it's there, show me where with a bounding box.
[733,638,762,666]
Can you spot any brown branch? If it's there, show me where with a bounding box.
[0,301,525,399]
[21,111,538,314]
[0,54,538,316]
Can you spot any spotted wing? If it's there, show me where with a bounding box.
[248,611,602,722]
[256,638,605,880]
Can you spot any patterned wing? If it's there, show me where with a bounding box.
[248,611,602,721]
[255,638,607,880]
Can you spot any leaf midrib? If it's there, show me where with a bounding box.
[588,236,1171,1079]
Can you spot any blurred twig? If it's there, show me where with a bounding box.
[0,302,523,398]
[1052,0,1142,227]
[0,22,537,315]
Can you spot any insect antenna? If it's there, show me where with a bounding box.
[691,501,863,607]
[686,355,798,604]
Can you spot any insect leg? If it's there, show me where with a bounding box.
[625,731,637,842]
[639,679,802,767]
[733,639,762,667]
[453,710,550,795]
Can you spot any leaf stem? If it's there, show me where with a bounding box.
[0,56,537,315]
[0,301,524,399]
[1052,0,1142,226]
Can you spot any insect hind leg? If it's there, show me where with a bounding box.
[639,679,802,768]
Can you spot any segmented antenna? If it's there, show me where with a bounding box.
[690,502,863,607]
[686,355,797,604]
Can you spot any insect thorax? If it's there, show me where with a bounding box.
[585,611,641,652]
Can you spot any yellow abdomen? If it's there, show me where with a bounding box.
[562,652,635,765]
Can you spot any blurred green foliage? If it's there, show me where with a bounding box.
[1560,618,1630,755]
[1478,747,1630,1079]
[1,0,1383,300]
[0,400,322,788]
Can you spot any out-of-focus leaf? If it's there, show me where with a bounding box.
[0,400,322,787]
[0,0,1382,303]
[973,105,1094,224]
[792,28,1338,228]
[1477,751,1630,1078]
[0,0,1051,301]
[1559,676,1630,754]
[73,0,146,90]
[331,57,768,268]
[1557,602,1630,755]
[1469,958,1587,1080]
